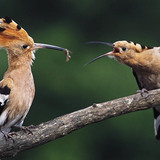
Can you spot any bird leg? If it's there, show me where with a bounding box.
[1,125,35,141]
[136,88,148,97]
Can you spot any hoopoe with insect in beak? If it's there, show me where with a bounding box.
[0,16,71,139]
[86,40,160,140]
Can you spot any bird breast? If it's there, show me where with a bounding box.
[5,66,35,111]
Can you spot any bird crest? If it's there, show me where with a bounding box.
[114,40,153,53]
[0,16,33,47]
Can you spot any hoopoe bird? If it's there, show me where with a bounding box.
[0,16,71,139]
[86,40,160,140]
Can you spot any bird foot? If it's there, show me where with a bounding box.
[0,130,15,142]
[13,125,34,135]
[20,126,34,135]
[136,88,148,97]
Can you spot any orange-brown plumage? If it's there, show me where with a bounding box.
[86,40,160,140]
[0,17,33,49]
[0,16,71,139]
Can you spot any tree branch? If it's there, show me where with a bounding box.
[1,89,160,158]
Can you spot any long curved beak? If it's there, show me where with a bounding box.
[86,41,114,47]
[34,43,71,62]
[85,41,114,65]
[85,52,113,66]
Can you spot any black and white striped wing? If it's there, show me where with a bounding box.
[0,85,11,114]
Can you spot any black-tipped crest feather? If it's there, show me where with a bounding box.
[4,16,12,24]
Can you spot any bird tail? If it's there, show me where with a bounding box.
[153,107,160,140]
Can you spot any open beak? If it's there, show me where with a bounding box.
[34,43,71,62]
[85,41,115,65]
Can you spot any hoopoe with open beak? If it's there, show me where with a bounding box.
[86,40,160,140]
[0,16,71,139]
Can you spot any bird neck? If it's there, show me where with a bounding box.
[4,52,33,80]
[7,50,33,69]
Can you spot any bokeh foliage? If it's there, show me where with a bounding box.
[1,0,160,159]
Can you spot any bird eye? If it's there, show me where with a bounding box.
[122,47,126,51]
[22,44,29,49]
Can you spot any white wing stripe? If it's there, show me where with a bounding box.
[0,94,9,106]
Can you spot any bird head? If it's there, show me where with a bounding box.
[86,41,153,67]
[0,16,71,62]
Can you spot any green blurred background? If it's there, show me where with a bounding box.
[1,0,160,159]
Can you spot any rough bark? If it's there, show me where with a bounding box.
[0,89,160,158]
